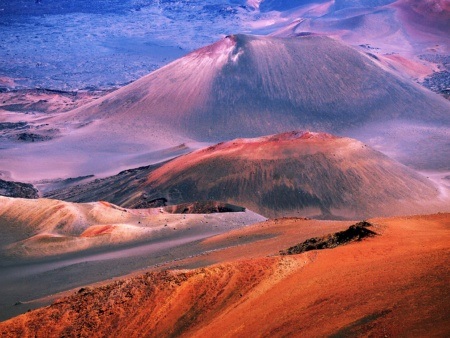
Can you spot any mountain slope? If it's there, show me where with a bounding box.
[133,131,447,218]
[60,34,449,140]
[2,34,449,181]
[47,132,448,219]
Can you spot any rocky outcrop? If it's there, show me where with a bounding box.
[0,179,39,199]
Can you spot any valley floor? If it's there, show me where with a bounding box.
[1,213,449,337]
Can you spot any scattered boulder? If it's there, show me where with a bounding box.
[0,122,29,131]
[134,197,168,209]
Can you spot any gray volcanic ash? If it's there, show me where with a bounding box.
[47,132,449,219]
[59,34,449,140]
[2,34,449,181]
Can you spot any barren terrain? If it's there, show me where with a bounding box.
[1,213,448,337]
[0,197,263,261]
[0,196,264,321]
[46,131,450,219]
[1,33,449,182]
[0,1,449,335]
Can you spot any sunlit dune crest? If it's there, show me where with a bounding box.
[0,197,264,260]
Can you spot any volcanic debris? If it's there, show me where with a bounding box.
[280,221,376,255]
[0,179,39,199]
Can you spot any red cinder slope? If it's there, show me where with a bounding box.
[119,131,447,219]
[1,213,448,337]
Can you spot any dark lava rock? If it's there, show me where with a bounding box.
[134,197,168,209]
[0,179,39,199]
[280,221,376,255]
[0,122,29,131]
[16,133,52,142]
[423,70,450,100]
[163,201,245,214]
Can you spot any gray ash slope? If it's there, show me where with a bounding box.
[62,34,450,140]
[44,162,168,208]
[196,35,449,140]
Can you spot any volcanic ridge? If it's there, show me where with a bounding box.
[47,131,448,219]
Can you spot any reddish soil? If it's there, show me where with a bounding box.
[80,225,116,237]
[1,213,448,337]
[132,131,446,218]
[381,54,435,80]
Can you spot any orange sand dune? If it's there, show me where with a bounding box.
[1,213,448,336]
[0,196,264,260]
